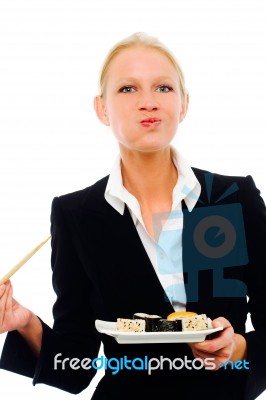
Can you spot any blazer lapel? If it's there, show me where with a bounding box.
[72,186,175,321]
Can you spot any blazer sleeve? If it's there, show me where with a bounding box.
[0,196,101,394]
[242,175,266,400]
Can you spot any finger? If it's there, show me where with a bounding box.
[4,282,14,312]
[195,318,234,352]
[0,284,9,306]
[194,335,232,355]
[194,343,232,361]
[190,349,220,371]
[0,282,13,327]
[0,280,11,296]
[193,328,234,355]
[192,347,227,367]
[212,317,231,329]
[191,347,209,359]
[0,286,9,327]
[0,284,5,297]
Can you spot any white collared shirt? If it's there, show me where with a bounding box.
[104,147,201,311]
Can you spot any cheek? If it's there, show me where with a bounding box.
[173,103,183,124]
[106,98,124,118]
[107,108,123,129]
[167,106,180,124]
[110,104,132,126]
[107,111,128,138]
[164,96,180,113]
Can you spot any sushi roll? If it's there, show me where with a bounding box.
[167,312,212,331]
[157,319,182,332]
[116,318,145,332]
[133,313,162,332]
[181,314,212,331]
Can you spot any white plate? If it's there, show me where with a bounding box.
[95,319,223,344]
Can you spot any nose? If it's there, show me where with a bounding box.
[137,92,159,111]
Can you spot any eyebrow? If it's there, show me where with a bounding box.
[114,76,178,85]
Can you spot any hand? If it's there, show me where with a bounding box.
[0,280,32,334]
[188,317,247,371]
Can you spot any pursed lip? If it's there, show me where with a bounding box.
[140,117,161,126]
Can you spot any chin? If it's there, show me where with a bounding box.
[138,140,172,151]
[135,145,171,154]
[120,138,173,154]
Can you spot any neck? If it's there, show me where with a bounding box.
[120,146,178,208]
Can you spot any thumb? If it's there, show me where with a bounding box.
[212,318,223,328]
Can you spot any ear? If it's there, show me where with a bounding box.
[179,93,189,123]
[93,95,110,126]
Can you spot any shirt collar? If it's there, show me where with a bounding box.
[104,153,126,215]
[170,147,201,212]
[104,146,201,216]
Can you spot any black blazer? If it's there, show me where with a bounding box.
[1,168,266,400]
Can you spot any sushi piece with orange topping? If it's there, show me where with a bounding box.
[167,311,212,331]
[167,311,198,321]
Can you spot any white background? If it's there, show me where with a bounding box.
[0,0,265,398]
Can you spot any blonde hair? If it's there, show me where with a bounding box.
[98,32,187,102]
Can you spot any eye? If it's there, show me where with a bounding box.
[119,86,136,93]
[156,85,174,93]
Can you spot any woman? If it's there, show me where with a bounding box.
[0,32,266,399]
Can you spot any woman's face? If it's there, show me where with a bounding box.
[95,46,188,154]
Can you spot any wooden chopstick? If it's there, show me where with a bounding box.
[0,235,51,285]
